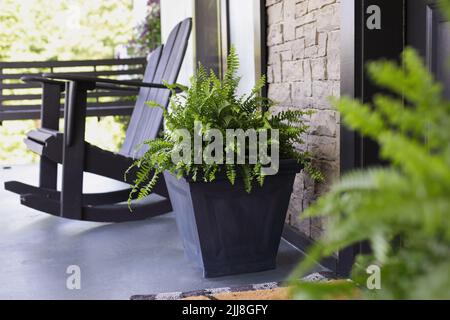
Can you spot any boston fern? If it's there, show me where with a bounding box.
[289,47,450,299]
[127,47,322,206]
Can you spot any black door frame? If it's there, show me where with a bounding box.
[193,0,267,96]
[407,0,439,67]
[338,0,405,276]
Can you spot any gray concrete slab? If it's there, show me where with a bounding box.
[0,165,324,300]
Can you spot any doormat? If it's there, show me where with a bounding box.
[130,272,334,300]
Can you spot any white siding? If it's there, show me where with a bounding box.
[228,0,257,95]
[160,0,194,86]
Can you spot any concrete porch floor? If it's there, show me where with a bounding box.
[0,165,325,300]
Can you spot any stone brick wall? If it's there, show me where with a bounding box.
[266,0,340,240]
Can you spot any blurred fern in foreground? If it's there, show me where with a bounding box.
[289,46,450,299]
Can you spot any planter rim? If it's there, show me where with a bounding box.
[170,159,302,183]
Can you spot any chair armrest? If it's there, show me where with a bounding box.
[42,73,171,90]
[42,73,179,148]
[22,75,139,93]
[95,82,139,93]
[21,75,66,89]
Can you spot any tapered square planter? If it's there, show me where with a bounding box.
[164,159,301,278]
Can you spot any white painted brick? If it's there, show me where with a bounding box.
[268,2,283,24]
[311,57,327,80]
[283,21,296,41]
[317,3,340,32]
[268,83,291,104]
[295,1,308,18]
[308,0,336,12]
[317,32,328,57]
[309,110,338,137]
[284,0,296,20]
[266,0,341,240]
[267,23,284,45]
[304,45,318,58]
[292,38,305,60]
[304,23,318,47]
[282,60,303,82]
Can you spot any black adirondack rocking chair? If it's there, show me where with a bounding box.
[5,18,192,222]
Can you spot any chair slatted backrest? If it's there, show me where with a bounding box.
[120,18,192,158]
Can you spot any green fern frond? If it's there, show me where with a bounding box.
[226,164,236,185]
[127,46,318,205]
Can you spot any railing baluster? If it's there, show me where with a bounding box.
[93,64,99,105]
[0,66,3,125]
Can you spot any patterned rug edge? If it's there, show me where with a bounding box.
[130,271,335,300]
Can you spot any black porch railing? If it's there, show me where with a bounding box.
[0,57,147,121]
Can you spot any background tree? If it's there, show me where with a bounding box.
[0,0,162,165]
[126,0,161,57]
[0,0,134,61]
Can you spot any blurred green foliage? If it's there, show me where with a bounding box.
[0,120,38,164]
[0,117,127,165]
[0,0,134,61]
[289,44,450,299]
[126,0,161,57]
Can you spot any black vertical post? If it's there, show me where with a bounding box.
[39,82,63,190]
[60,81,92,219]
[256,0,268,99]
[219,0,230,78]
[338,0,405,276]
[193,0,222,76]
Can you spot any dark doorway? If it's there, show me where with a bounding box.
[193,0,228,78]
[408,0,450,98]
[339,0,450,277]
[338,0,405,276]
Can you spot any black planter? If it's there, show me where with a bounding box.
[164,160,301,278]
